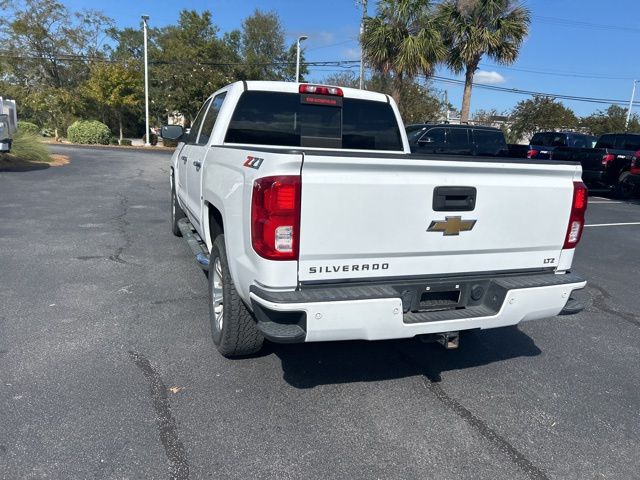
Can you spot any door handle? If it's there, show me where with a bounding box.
[193,160,202,169]
[181,156,188,163]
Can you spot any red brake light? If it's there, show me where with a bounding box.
[601,153,615,165]
[251,176,301,260]
[299,84,343,97]
[563,181,588,249]
[632,154,640,174]
[527,149,538,159]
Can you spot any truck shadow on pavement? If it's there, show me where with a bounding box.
[267,326,541,389]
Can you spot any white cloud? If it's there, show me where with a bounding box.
[342,47,361,60]
[473,70,505,85]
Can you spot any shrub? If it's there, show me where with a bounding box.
[109,137,119,145]
[119,139,132,146]
[162,138,179,148]
[67,120,112,145]
[143,133,158,146]
[17,121,40,136]
[9,130,51,163]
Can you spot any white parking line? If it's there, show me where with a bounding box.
[589,201,622,204]
[585,222,640,227]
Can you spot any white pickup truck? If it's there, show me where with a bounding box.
[162,81,587,357]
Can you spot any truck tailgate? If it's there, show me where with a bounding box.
[298,154,580,282]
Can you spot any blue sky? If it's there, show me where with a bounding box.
[66,0,640,117]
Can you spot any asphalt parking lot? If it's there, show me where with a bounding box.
[1,146,639,480]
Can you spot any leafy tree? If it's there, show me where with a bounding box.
[84,62,142,141]
[239,10,307,81]
[509,96,578,142]
[0,0,113,135]
[323,71,445,124]
[438,0,530,123]
[152,10,234,123]
[362,0,445,105]
[580,105,640,136]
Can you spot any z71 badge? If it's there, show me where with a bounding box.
[243,156,264,169]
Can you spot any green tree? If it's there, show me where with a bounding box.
[580,105,640,136]
[509,96,578,142]
[362,0,445,105]
[0,0,113,135]
[438,0,530,123]
[153,10,233,123]
[84,62,142,141]
[239,10,307,81]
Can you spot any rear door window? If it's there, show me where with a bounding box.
[530,132,551,146]
[185,98,212,144]
[197,92,226,145]
[421,127,446,144]
[474,129,507,154]
[448,128,470,147]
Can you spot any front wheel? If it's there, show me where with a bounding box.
[209,235,263,357]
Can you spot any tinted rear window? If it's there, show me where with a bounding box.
[615,134,640,150]
[595,134,616,148]
[225,91,403,151]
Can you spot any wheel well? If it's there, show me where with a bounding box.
[208,203,224,241]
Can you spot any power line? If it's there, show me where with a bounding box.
[534,15,640,34]
[428,75,640,106]
[478,63,637,81]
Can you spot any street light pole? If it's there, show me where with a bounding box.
[625,79,638,131]
[142,15,151,147]
[295,35,308,83]
[358,0,368,90]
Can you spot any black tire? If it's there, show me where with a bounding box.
[209,235,263,357]
[614,171,635,200]
[171,174,186,236]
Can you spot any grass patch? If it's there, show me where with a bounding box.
[9,130,51,163]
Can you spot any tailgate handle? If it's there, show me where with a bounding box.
[433,186,477,211]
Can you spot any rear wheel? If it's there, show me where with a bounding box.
[614,171,635,200]
[209,234,263,357]
[171,174,186,236]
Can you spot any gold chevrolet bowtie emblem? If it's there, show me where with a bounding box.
[427,216,477,236]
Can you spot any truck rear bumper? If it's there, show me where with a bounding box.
[249,272,586,343]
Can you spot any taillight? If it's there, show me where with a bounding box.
[632,153,640,175]
[251,176,301,260]
[299,84,343,96]
[527,149,538,159]
[563,181,588,249]
[601,154,615,165]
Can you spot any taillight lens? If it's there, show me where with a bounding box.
[563,181,588,249]
[527,149,538,159]
[632,153,640,175]
[601,154,615,165]
[251,176,301,260]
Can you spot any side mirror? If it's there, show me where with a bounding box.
[418,136,435,144]
[161,125,184,141]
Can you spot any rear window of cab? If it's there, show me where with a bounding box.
[224,91,403,151]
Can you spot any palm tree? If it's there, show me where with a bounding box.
[361,0,445,106]
[438,0,530,123]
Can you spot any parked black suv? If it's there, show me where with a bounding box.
[528,131,597,159]
[406,123,508,156]
[551,132,640,198]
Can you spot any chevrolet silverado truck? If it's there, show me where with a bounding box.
[551,132,640,198]
[161,81,588,358]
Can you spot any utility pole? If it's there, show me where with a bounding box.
[625,79,638,131]
[358,0,368,90]
[142,15,151,147]
[296,35,308,83]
